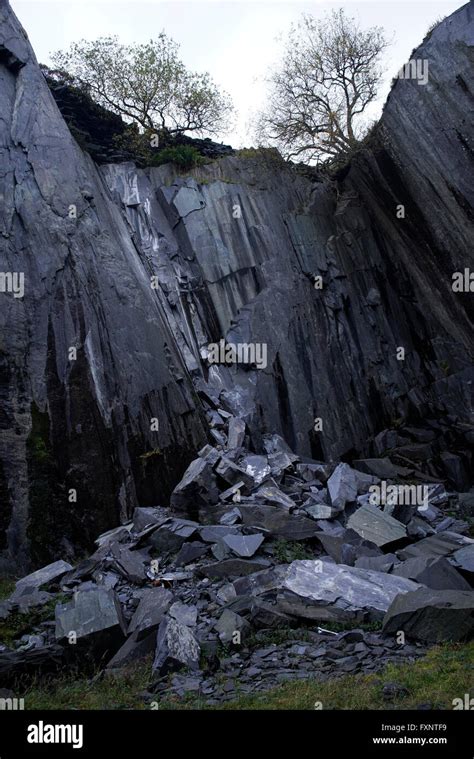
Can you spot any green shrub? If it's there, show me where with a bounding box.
[152,145,205,170]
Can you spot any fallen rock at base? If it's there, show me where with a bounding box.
[169,601,198,627]
[153,618,200,675]
[174,541,209,566]
[55,588,126,641]
[383,589,474,642]
[238,504,320,539]
[327,463,357,510]
[392,557,471,591]
[199,558,271,578]
[214,609,250,643]
[11,560,73,600]
[450,545,474,578]
[170,458,219,517]
[107,629,157,669]
[277,560,420,623]
[397,532,473,561]
[128,588,173,638]
[347,504,407,547]
[223,533,264,558]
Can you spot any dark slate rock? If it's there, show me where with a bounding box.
[11,560,73,600]
[239,504,320,539]
[397,532,473,561]
[199,525,241,543]
[227,417,246,449]
[327,463,358,510]
[128,588,173,638]
[107,629,157,669]
[277,561,420,622]
[174,541,209,566]
[199,558,271,578]
[152,618,200,675]
[450,545,474,576]
[170,458,219,517]
[347,504,407,547]
[106,543,149,584]
[383,589,474,642]
[393,557,472,590]
[355,554,398,573]
[223,533,265,558]
[55,588,126,641]
[214,609,250,643]
[132,507,165,533]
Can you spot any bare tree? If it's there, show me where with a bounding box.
[255,9,390,162]
[51,35,233,137]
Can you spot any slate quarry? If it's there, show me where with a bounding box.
[0,0,473,706]
[0,2,473,572]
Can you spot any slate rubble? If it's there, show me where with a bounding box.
[1,418,472,701]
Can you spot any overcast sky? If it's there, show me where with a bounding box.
[12,0,465,147]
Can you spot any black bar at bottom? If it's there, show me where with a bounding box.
[0,710,471,757]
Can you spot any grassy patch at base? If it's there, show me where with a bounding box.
[18,642,474,711]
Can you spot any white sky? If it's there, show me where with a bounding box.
[12,0,465,147]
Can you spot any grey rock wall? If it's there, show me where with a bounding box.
[0,0,473,569]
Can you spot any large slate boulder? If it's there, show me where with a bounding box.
[347,504,407,547]
[383,589,474,642]
[276,560,420,623]
[152,617,200,675]
[55,588,126,642]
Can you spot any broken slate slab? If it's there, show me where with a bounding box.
[107,543,149,584]
[199,525,241,543]
[12,560,73,600]
[174,542,209,566]
[223,533,265,558]
[227,417,246,449]
[254,484,295,510]
[277,561,420,623]
[397,532,473,562]
[214,609,250,643]
[327,463,358,510]
[169,602,198,627]
[55,588,126,641]
[170,457,219,516]
[153,618,200,675]
[347,504,407,547]
[303,502,340,520]
[383,588,474,642]
[239,504,320,540]
[392,557,471,591]
[107,629,156,669]
[128,588,173,638]
[199,558,271,579]
[450,545,474,576]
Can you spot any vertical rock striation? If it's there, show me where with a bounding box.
[0,0,473,569]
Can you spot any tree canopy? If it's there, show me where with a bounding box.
[255,9,390,162]
[51,34,234,138]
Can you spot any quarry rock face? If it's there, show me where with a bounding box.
[0,0,473,570]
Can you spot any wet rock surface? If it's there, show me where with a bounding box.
[0,2,473,572]
[1,419,472,701]
[0,0,473,707]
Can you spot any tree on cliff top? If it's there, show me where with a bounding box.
[51,34,233,138]
[255,9,390,163]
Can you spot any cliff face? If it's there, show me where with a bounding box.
[0,0,473,570]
